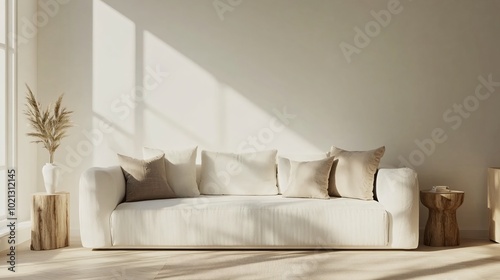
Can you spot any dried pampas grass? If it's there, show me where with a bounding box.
[24,84,73,163]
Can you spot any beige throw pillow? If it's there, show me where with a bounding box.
[143,147,199,197]
[283,157,336,199]
[277,153,328,194]
[118,153,176,202]
[328,146,385,200]
[199,150,278,195]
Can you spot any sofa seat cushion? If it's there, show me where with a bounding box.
[110,195,388,248]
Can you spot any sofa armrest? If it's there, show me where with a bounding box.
[79,166,125,248]
[376,168,419,249]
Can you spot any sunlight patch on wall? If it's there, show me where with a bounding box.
[90,1,321,158]
[140,30,319,153]
[92,0,136,163]
[141,30,221,149]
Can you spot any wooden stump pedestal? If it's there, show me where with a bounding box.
[31,192,69,250]
[420,190,464,247]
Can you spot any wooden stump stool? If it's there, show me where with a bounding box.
[420,190,464,246]
[31,192,70,250]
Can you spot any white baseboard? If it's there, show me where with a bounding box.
[0,221,31,252]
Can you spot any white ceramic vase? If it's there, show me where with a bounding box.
[42,163,60,194]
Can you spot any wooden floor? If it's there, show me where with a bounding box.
[1,236,500,279]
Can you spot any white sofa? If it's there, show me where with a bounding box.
[79,166,419,249]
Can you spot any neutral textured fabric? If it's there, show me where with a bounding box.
[328,146,385,200]
[143,147,199,197]
[110,195,388,247]
[277,153,328,194]
[199,150,278,195]
[117,153,176,202]
[376,168,419,248]
[283,157,335,199]
[79,166,125,248]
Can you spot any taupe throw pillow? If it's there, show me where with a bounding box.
[143,147,199,197]
[118,153,176,202]
[328,146,385,200]
[283,157,336,199]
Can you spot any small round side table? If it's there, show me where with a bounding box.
[420,190,464,246]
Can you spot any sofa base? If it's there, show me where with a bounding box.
[110,195,389,248]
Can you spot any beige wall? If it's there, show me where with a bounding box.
[37,0,500,236]
[17,0,38,224]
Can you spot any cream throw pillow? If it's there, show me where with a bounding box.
[199,150,278,195]
[143,147,199,197]
[277,153,328,194]
[328,146,385,200]
[118,153,176,202]
[283,157,336,199]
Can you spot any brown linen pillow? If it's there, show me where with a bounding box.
[282,157,336,199]
[328,146,385,200]
[118,153,176,202]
